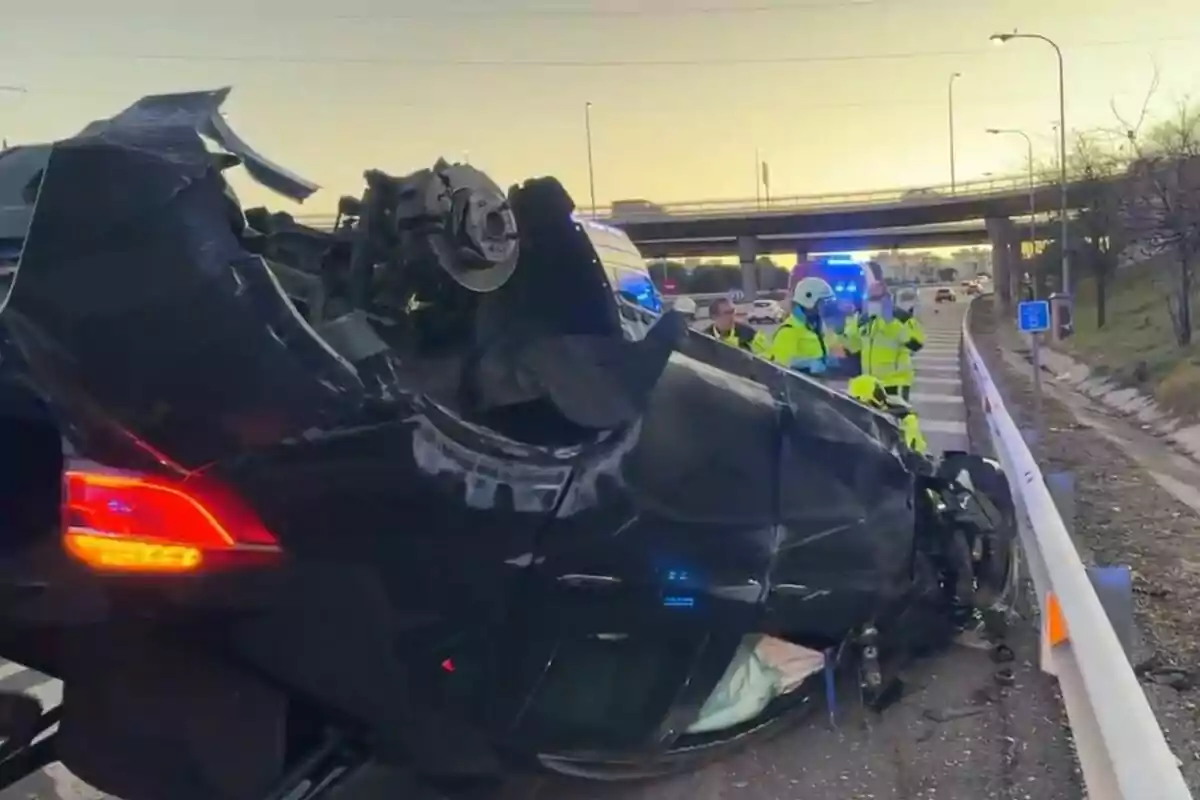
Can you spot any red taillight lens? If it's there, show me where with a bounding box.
[62,468,281,574]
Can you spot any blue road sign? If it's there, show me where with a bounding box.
[1018,300,1050,333]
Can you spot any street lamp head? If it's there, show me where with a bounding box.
[985,128,1001,134]
[989,33,1014,45]
[951,71,962,79]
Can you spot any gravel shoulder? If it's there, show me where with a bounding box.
[970,295,1200,788]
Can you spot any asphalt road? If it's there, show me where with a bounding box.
[0,289,1080,800]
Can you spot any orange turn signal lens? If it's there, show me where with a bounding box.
[63,468,280,575]
[64,533,203,573]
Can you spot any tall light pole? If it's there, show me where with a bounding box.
[584,101,597,218]
[1051,122,1061,172]
[987,128,1037,285]
[755,147,762,208]
[991,31,1069,294]
[948,72,962,194]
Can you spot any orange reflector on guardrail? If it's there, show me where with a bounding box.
[1045,592,1069,646]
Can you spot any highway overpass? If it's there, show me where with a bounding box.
[603,172,1103,246]
[286,171,1094,301]
[636,218,1066,259]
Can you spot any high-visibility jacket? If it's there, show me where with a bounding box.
[766,315,839,373]
[704,321,769,356]
[845,316,921,388]
[895,315,926,387]
[900,410,927,454]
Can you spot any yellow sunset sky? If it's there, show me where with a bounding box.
[2,0,1196,216]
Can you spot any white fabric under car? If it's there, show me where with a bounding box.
[684,635,825,734]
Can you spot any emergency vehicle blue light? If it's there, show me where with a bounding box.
[619,275,662,313]
[824,256,858,266]
[662,595,696,608]
[666,570,690,582]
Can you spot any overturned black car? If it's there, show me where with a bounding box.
[0,89,1018,800]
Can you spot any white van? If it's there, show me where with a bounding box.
[576,217,662,314]
[575,217,662,340]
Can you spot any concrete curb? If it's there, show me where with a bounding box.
[1012,331,1200,463]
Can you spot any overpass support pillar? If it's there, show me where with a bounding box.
[737,235,760,299]
[986,217,1019,313]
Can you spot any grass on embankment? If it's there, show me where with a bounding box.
[1064,253,1200,419]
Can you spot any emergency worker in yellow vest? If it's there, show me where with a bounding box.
[847,374,928,454]
[703,297,769,355]
[892,293,926,401]
[844,288,923,400]
[840,300,863,376]
[766,278,840,375]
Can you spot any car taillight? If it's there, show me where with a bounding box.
[62,467,281,574]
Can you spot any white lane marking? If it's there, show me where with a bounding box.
[914,354,959,363]
[24,675,62,710]
[918,377,962,386]
[0,660,29,682]
[21,677,107,799]
[911,392,966,405]
[922,419,969,435]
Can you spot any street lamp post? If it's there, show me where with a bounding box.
[991,31,1069,294]
[1051,122,1061,173]
[986,128,1037,268]
[584,101,597,218]
[755,147,762,208]
[948,72,962,194]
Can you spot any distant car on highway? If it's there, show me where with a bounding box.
[608,198,668,219]
[963,282,981,296]
[747,299,785,325]
[900,188,942,202]
[935,287,957,303]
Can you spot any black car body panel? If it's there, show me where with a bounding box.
[0,89,1011,800]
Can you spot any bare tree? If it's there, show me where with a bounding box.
[1022,131,1128,318]
[1067,131,1129,327]
[1117,96,1200,346]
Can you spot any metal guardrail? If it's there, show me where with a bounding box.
[960,295,1192,800]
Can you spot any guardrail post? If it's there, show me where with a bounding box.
[737,236,759,299]
[1045,471,1076,537]
[1086,566,1136,664]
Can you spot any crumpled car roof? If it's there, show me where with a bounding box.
[0,87,320,246]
